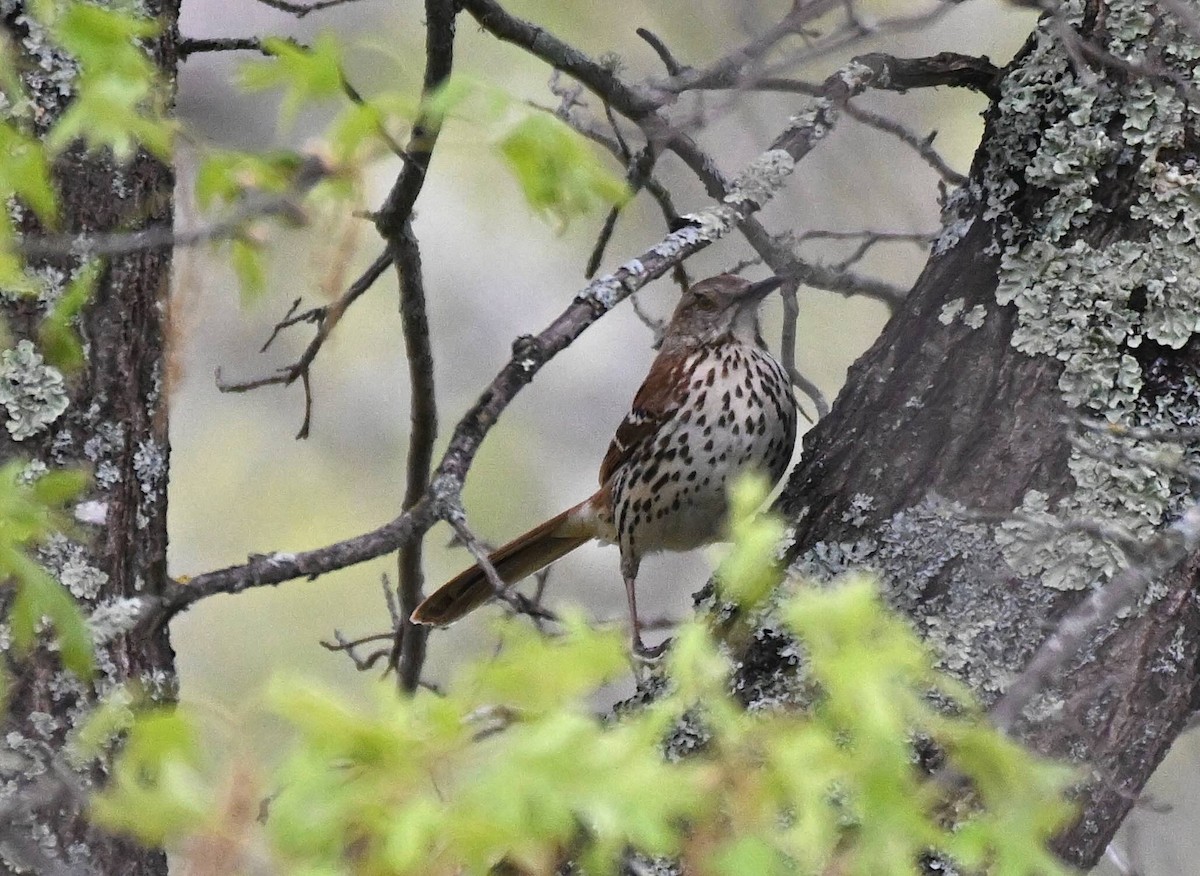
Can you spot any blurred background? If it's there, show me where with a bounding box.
[165,1,1196,871]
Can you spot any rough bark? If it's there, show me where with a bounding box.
[741,0,1200,868]
[0,3,178,875]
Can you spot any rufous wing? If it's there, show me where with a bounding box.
[598,350,693,485]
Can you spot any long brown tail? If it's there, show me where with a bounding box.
[410,506,592,626]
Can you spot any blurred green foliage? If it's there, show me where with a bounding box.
[39,0,173,159]
[425,75,631,229]
[85,499,1074,876]
[0,462,93,689]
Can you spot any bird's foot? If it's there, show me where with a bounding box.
[631,636,671,664]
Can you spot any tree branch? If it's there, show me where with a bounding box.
[15,155,330,260]
[178,37,271,57]
[250,0,368,17]
[216,249,393,438]
[391,221,438,692]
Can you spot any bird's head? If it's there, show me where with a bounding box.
[661,273,782,349]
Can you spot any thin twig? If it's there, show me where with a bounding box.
[628,291,667,345]
[250,0,368,17]
[656,0,844,93]
[319,630,393,670]
[635,27,685,76]
[779,279,828,422]
[216,249,393,437]
[16,155,330,260]
[444,510,559,624]
[1075,416,1200,444]
[340,72,409,159]
[843,104,966,186]
[178,37,270,57]
[585,144,656,278]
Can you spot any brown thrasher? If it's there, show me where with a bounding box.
[411,273,798,654]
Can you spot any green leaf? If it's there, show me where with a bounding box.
[30,468,89,506]
[457,612,627,712]
[498,113,630,229]
[8,548,94,678]
[327,92,418,163]
[231,236,267,301]
[90,707,211,844]
[239,34,346,128]
[0,122,58,223]
[716,473,786,609]
[710,835,789,876]
[421,75,495,126]
[71,686,137,762]
[43,3,173,160]
[0,459,92,677]
[38,262,100,372]
[195,149,302,211]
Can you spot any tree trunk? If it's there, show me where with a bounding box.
[1,4,178,874]
[738,1,1200,867]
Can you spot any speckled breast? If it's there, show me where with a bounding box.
[614,342,797,555]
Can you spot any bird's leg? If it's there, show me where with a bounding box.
[620,552,646,653]
[621,552,666,661]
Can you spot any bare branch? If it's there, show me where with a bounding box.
[635,26,685,76]
[250,0,369,17]
[796,228,936,246]
[160,496,435,615]
[178,37,270,57]
[585,144,657,278]
[215,249,393,407]
[392,221,439,692]
[372,0,457,692]
[779,279,829,422]
[665,134,907,308]
[460,0,662,118]
[656,0,843,94]
[320,629,393,671]
[843,103,966,186]
[15,155,330,260]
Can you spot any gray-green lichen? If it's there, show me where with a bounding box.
[88,597,148,645]
[12,13,78,124]
[937,298,989,330]
[784,497,1057,699]
[39,534,109,601]
[976,0,1200,599]
[723,149,795,207]
[0,340,69,440]
[938,298,965,325]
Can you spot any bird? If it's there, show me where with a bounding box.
[411,273,798,655]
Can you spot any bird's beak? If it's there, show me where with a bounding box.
[746,276,784,302]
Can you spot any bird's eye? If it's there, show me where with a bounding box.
[694,294,718,310]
